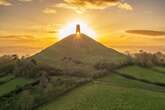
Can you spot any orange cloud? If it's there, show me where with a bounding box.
[43,8,57,14]
[118,3,133,11]
[55,0,133,13]
[0,0,11,6]
[126,30,165,36]
[0,35,36,41]
[0,0,33,6]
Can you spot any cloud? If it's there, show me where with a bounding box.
[17,0,33,2]
[0,0,33,6]
[0,0,11,6]
[126,30,165,36]
[55,0,133,13]
[0,35,36,40]
[118,2,133,11]
[47,30,58,34]
[43,8,57,14]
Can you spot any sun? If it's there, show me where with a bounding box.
[59,20,96,39]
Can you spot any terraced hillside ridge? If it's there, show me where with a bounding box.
[117,66,165,85]
[37,73,165,110]
[0,75,15,85]
[152,66,165,73]
[0,78,30,97]
[33,34,126,74]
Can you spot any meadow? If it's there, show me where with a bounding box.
[152,66,165,73]
[0,61,165,110]
[0,78,30,97]
[117,65,165,84]
[0,52,165,110]
[0,75,15,84]
[37,66,165,110]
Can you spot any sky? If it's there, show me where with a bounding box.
[0,0,165,56]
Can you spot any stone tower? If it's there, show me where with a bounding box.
[76,24,80,34]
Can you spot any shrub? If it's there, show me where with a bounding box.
[0,55,18,75]
[15,90,34,110]
[133,50,165,67]
[13,58,40,78]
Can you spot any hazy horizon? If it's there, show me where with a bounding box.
[1,41,165,56]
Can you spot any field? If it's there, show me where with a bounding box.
[152,66,165,73]
[0,78,30,97]
[117,65,165,84]
[0,65,165,110]
[0,75,15,84]
[37,67,165,110]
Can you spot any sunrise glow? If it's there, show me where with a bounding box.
[59,20,96,39]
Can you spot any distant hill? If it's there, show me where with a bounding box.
[33,34,126,74]
[126,30,165,36]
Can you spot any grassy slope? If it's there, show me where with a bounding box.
[37,72,165,110]
[0,78,29,96]
[0,75,15,84]
[117,65,165,84]
[98,73,165,93]
[153,66,165,73]
[34,34,126,69]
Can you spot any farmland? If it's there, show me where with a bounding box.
[0,78,30,97]
[37,67,165,110]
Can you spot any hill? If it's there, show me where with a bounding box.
[33,34,126,75]
[37,70,165,110]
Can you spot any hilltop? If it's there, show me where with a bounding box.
[33,33,126,75]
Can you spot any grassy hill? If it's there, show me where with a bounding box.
[33,34,126,75]
[32,34,165,110]
[2,33,165,110]
[152,66,165,73]
[117,66,165,84]
[0,75,15,84]
[0,78,30,97]
[37,70,165,110]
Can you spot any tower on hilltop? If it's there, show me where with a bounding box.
[76,24,80,34]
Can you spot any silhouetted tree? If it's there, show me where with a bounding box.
[39,71,49,88]
[133,50,165,67]
[16,90,34,110]
[13,58,39,78]
[0,55,19,74]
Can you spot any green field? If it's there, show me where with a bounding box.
[0,66,165,110]
[0,75,15,84]
[98,73,165,92]
[153,66,165,73]
[37,71,165,110]
[0,78,30,97]
[117,66,165,84]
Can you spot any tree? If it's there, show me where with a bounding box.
[133,50,165,67]
[0,55,19,74]
[16,90,34,110]
[39,71,49,88]
[13,58,39,78]
[134,50,154,67]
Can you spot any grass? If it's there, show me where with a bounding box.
[29,75,90,109]
[117,65,165,84]
[0,75,15,84]
[152,66,165,73]
[33,34,126,74]
[97,73,165,93]
[37,73,165,110]
[0,78,30,97]
[51,75,89,83]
